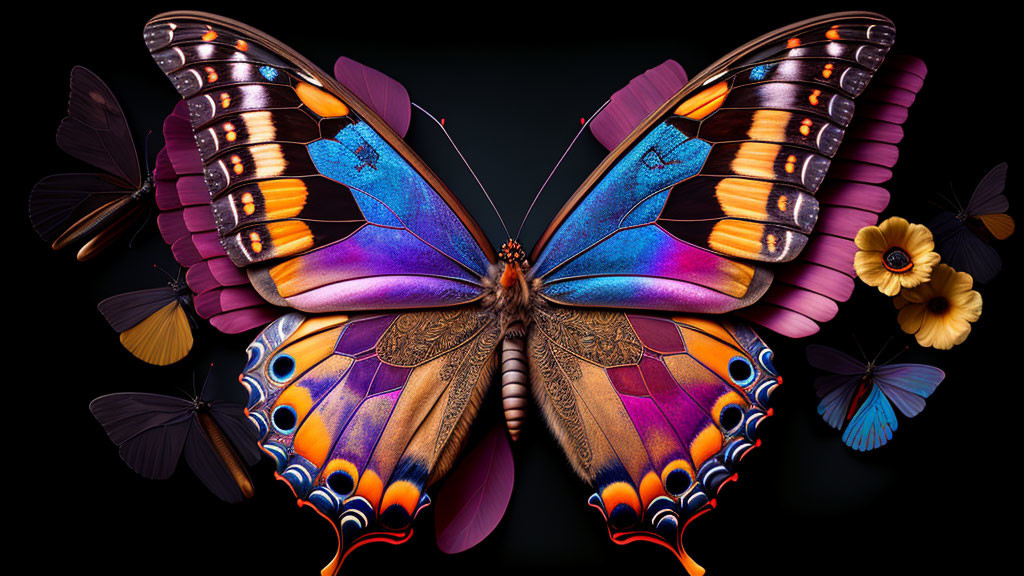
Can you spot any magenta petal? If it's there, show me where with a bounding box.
[846,119,903,144]
[777,263,855,302]
[840,141,899,168]
[737,306,820,338]
[333,56,411,138]
[817,182,890,212]
[760,286,838,322]
[209,306,280,334]
[183,206,217,232]
[591,59,687,151]
[813,206,878,240]
[172,236,203,267]
[163,113,204,175]
[155,178,183,211]
[154,148,176,180]
[176,175,212,206]
[829,160,892,184]
[157,211,188,245]
[435,424,514,555]
[800,236,857,276]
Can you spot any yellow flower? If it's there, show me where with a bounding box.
[854,217,941,296]
[894,264,982,350]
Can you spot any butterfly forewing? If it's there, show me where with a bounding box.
[530,13,896,326]
[142,12,495,315]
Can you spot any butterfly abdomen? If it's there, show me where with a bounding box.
[197,410,255,499]
[501,330,528,441]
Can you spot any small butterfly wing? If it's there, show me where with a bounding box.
[143,12,493,314]
[526,306,777,573]
[841,385,897,451]
[965,162,1008,216]
[201,375,263,466]
[58,66,140,188]
[89,393,194,479]
[805,344,867,375]
[930,211,1002,284]
[97,286,193,365]
[241,308,501,573]
[183,419,248,503]
[531,13,899,323]
[873,363,944,418]
[29,173,132,244]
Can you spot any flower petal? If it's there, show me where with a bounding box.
[855,225,888,252]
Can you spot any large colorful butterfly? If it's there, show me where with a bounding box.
[141,10,919,574]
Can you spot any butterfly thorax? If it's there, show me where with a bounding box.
[486,240,534,337]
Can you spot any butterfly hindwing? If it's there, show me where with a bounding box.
[242,308,501,573]
[97,286,193,366]
[90,393,194,479]
[143,12,494,314]
[526,306,776,573]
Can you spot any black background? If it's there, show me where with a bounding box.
[12,3,1017,575]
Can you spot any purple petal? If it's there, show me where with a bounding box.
[333,57,411,138]
[590,60,687,151]
[435,424,514,554]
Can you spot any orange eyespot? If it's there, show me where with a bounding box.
[826,26,841,40]
[202,29,218,42]
[777,195,788,211]
[236,40,249,51]
[784,155,797,174]
[822,63,834,79]
[787,37,801,48]
[204,66,218,83]
[799,118,812,136]
[766,233,777,252]
[219,92,231,108]
[809,90,821,106]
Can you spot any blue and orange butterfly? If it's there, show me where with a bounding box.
[140,10,923,574]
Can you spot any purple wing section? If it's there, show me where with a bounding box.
[590,60,688,151]
[334,57,411,138]
[89,393,194,479]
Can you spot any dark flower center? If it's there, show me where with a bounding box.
[927,297,950,314]
[882,247,913,273]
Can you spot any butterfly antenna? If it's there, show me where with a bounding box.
[143,130,153,176]
[152,263,177,283]
[871,336,895,367]
[199,362,215,399]
[948,181,966,215]
[410,102,510,239]
[128,204,155,250]
[880,344,911,367]
[852,334,868,364]
[515,99,611,241]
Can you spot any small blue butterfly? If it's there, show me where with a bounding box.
[806,345,945,451]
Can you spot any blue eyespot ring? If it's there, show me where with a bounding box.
[728,356,756,387]
[326,470,356,498]
[271,405,298,435]
[758,348,776,375]
[269,353,296,382]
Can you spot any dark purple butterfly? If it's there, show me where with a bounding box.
[806,345,944,451]
[929,162,1013,284]
[29,66,153,261]
[90,373,260,503]
[97,269,195,366]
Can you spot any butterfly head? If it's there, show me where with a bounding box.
[498,239,527,288]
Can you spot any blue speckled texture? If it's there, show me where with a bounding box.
[308,120,490,278]
[533,122,711,278]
